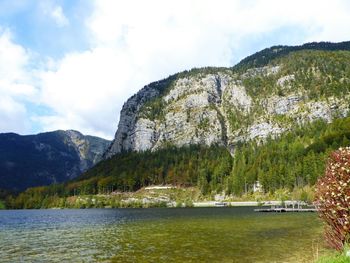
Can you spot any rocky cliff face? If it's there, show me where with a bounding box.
[105,43,350,157]
[63,130,111,172]
[0,130,110,191]
[106,85,161,155]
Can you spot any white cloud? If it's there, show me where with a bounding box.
[3,0,350,138]
[0,96,30,133]
[37,47,132,138]
[40,3,69,27]
[0,28,36,134]
[50,5,69,27]
[0,29,26,76]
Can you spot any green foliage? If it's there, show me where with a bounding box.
[242,74,277,98]
[139,97,165,121]
[291,186,315,204]
[229,117,350,195]
[226,108,249,131]
[184,199,194,207]
[316,251,350,263]
[236,49,350,102]
[81,144,232,193]
[0,200,5,209]
[198,117,210,131]
[278,50,350,98]
[234,41,350,71]
[8,145,232,208]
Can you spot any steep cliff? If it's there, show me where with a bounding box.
[105,41,350,157]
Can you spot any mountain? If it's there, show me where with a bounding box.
[7,41,350,209]
[0,130,110,191]
[105,41,350,157]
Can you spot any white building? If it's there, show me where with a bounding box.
[253,181,262,193]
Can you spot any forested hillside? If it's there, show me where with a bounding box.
[234,41,350,71]
[6,116,350,209]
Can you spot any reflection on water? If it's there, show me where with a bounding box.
[0,208,326,262]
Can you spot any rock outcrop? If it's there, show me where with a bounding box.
[105,44,350,157]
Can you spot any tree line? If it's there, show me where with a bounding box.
[4,116,350,209]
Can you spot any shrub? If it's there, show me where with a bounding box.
[184,199,194,207]
[176,201,183,207]
[315,147,350,250]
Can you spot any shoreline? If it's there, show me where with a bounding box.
[0,200,311,210]
[194,200,307,207]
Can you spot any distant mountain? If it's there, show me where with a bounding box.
[0,130,110,191]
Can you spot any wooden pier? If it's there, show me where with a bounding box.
[254,207,317,212]
[254,201,317,213]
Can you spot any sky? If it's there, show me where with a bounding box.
[1,0,350,139]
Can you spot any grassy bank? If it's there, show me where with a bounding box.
[6,187,201,209]
[317,252,350,263]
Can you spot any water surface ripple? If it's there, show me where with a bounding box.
[0,207,325,262]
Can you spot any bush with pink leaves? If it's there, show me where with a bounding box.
[315,147,350,251]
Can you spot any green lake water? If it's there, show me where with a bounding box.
[0,207,327,262]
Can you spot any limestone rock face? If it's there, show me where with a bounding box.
[106,74,230,156]
[277,74,295,88]
[154,74,225,149]
[105,61,350,157]
[267,94,301,115]
[246,122,285,140]
[225,83,252,112]
[65,130,111,171]
[104,85,160,157]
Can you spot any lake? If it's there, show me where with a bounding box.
[0,207,327,262]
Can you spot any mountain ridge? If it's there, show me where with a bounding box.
[105,41,350,158]
[0,130,110,191]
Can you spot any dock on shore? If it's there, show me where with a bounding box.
[254,205,317,213]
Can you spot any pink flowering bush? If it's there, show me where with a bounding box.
[315,147,350,251]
